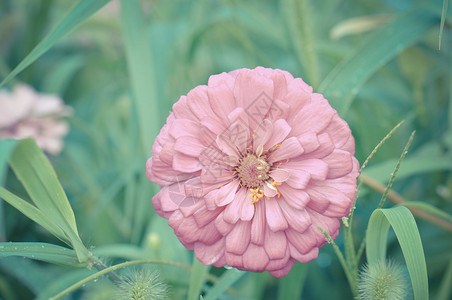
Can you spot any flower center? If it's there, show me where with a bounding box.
[235,154,271,188]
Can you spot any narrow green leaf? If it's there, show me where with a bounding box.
[439,0,449,50]
[319,1,440,114]
[277,262,309,300]
[0,0,110,86]
[281,0,320,88]
[0,139,16,185]
[401,201,452,223]
[437,259,452,300]
[9,139,90,262]
[366,206,428,300]
[204,268,245,300]
[0,187,69,244]
[188,257,208,300]
[120,0,161,154]
[0,242,85,267]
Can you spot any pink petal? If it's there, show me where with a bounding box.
[233,69,274,129]
[268,259,295,278]
[225,221,251,255]
[193,206,223,227]
[207,83,236,124]
[215,180,240,206]
[187,85,215,121]
[174,136,205,157]
[322,149,353,179]
[214,213,234,235]
[264,226,287,259]
[270,168,290,182]
[297,132,320,154]
[263,183,277,198]
[200,167,234,185]
[278,184,310,209]
[172,95,196,121]
[285,159,328,181]
[179,198,204,217]
[285,169,311,189]
[242,243,270,272]
[240,195,255,221]
[225,252,244,268]
[251,200,266,245]
[194,238,225,265]
[176,217,201,243]
[299,133,335,159]
[278,199,312,233]
[290,94,335,136]
[169,119,199,139]
[253,119,272,150]
[266,248,290,271]
[265,119,292,149]
[265,198,288,232]
[216,133,240,158]
[307,185,352,217]
[223,188,248,224]
[286,227,317,254]
[199,222,223,245]
[270,137,304,162]
[172,153,202,173]
[289,244,319,263]
[267,99,290,122]
[321,114,352,149]
[200,116,225,135]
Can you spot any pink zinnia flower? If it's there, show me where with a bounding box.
[146,67,359,277]
[0,84,72,155]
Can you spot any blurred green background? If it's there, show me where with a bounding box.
[0,0,451,299]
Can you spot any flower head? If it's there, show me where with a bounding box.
[0,84,72,154]
[146,67,359,277]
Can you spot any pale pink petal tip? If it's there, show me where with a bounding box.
[146,67,359,277]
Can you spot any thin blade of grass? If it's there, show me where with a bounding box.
[204,268,245,300]
[0,0,111,87]
[0,187,69,244]
[366,206,428,300]
[188,257,209,300]
[0,242,85,267]
[9,139,90,262]
[319,2,440,114]
[277,262,309,300]
[439,0,449,50]
[120,0,161,154]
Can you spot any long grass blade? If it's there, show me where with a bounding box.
[319,2,440,114]
[0,242,85,267]
[366,206,428,300]
[0,0,110,86]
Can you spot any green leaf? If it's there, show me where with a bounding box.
[0,242,85,267]
[0,187,69,244]
[8,139,90,262]
[366,206,428,300]
[319,1,440,114]
[400,201,452,224]
[188,257,208,300]
[439,0,449,49]
[0,139,16,185]
[120,0,161,154]
[204,268,246,300]
[277,262,309,300]
[0,0,110,86]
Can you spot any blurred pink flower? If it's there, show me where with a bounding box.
[0,84,72,155]
[146,67,359,277]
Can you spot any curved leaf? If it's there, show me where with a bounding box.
[366,206,428,300]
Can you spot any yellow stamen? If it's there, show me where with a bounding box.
[248,188,265,204]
